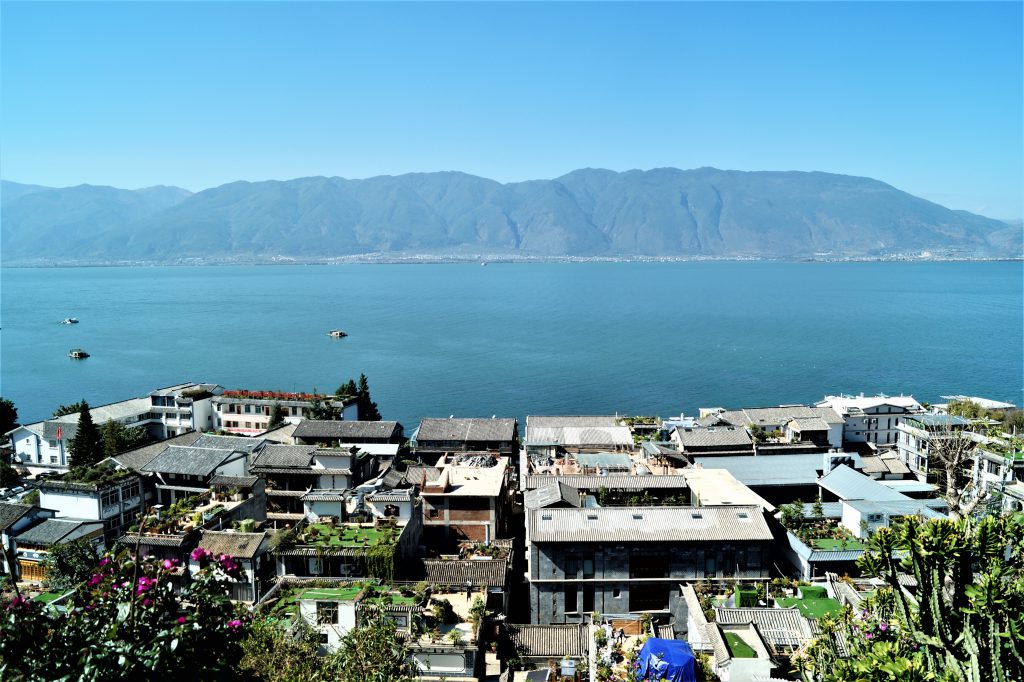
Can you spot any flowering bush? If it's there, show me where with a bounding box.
[0,548,249,681]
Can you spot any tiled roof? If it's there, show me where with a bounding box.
[419,558,510,587]
[859,454,911,476]
[15,519,93,546]
[191,434,265,454]
[209,475,260,488]
[113,431,203,470]
[0,503,33,532]
[522,474,690,491]
[708,406,844,428]
[196,530,267,559]
[252,445,317,469]
[528,506,772,543]
[302,491,348,502]
[142,446,241,477]
[714,607,813,649]
[676,426,752,449]
[405,466,443,486]
[505,624,589,659]
[120,532,191,547]
[366,489,413,503]
[293,420,402,440]
[788,417,831,432]
[416,418,516,443]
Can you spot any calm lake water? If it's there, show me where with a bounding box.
[1,261,1021,427]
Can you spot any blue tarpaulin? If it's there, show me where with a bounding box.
[634,638,697,682]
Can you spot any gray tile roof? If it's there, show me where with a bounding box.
[191,434,265,454]
[405,466,443,486]
[714,607,813,649]
[14,518,92,546]
[0,503,33,532]
[676,426,752,449]
[505,624,589,659]
[691,454,824,487]
[113,431,204,470]
[196,530,267,559]
[44,421,78,441]
[419,558,510,588]
[251,444,317,469]
[709,406,844,428]
[788,417,831,432]
[301,491,348,502]
[209,474,260,488]
[523,474,690,491]
[416,418,516,443]
[528,506,772,543]
[293,420,402,440]
[142,446,241,477]
[120,532,190,547]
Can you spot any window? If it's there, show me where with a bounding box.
[245,422,252,429]
[582,585,595,612]
[319,633,329,645]
[244,405,252,414]
[564,585,578,612]
[48,440,57,448]
[582,557,595,579]
[101,490,119,508]
[316,602,338,625]
[429,508,439,519]
[50,456,58,464]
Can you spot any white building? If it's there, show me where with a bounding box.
[212,390,358,436]
[817,394,924,447]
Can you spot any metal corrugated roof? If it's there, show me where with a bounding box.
[692,453,824,487]
[523,474,689,491]
[528,506,772,543]
[818,465,908,502]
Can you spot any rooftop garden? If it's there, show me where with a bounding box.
[776,585,842,620]
[299,523,394,548]
[57,463,136,488]
[724,631,757,658]
[126,494,233,535]
[221,389,333,402]
[780,498,866,549]
[272,520,402,581]
[810,537,868,551]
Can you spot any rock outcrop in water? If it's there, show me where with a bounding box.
[2,168,1018,263]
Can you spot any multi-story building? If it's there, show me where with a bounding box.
[895,413,973,481]
[525,505,774,625]
[212,390,358,436]
[1,503,56,581]
[699,406,845,450]
[6,382,221,472]
[419,453,512,545]
[38,466,146,546]
[817,394,924,447]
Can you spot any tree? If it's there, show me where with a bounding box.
[797,514,1024,682]
[41,539,99,591]
[1,549,249,679]
[267,403,285,430]
[99,419,149,458]
[925,424,985,520]
[0,397,17,438]
[67,401,103,469]
[52,400,87,418]
[0,461,19,488]
[307,389,340,421]
[356,374,382,422]
[240,617,342,681]
[334,606,416,682]
[336,380,358,399]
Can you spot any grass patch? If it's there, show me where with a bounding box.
[303,523,391,548]
[297,587,364,601]
[33,592,65,604]
[810,537,867,551]
[724,632,757,658]
[776,596,842,619]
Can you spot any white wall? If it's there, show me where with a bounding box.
[39,489,101,520]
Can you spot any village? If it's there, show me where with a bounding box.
[1,382,1022,682]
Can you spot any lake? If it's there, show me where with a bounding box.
[1,261,1021,427]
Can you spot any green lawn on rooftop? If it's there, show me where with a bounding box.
[776,596,842,619]
[724,632,757,658]
[811,537,867,551]
[33,592,65,604]
[305,523,393,548]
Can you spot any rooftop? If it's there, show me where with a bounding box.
[15,518,97,546]
[818,465,913,502]
[818,394,923,414]
[422,457,509,497]
[675,426,753,449]
[691,453,827,487]
[504,623,589,659]
[252,444,318,469]
[704,405,844,428]
[416,417,516,443]
[143,445,245,477]
[525,415,632,447]
[112,431,204,471]
[293,420,403,440]
[0,502,33,532]
[683,469,776,512]
[196,530,267,559]
[528,505,772,543]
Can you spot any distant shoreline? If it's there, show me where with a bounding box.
[3,254,1022,268]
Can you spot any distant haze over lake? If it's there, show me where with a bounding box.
[1,261,1020,427]
[2,168,1019,265]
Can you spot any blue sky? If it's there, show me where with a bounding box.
[2,2,1021,218]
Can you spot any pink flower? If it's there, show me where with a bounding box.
[228,619,242,630]
[190,547,212,562]
[177,616,187,624]
[142,598,152,607]
[136,576,154,594]
[163,558,180,570]
[88,573,102,587]
[879,622,888,631]
[98,557,111,567]
[865,632,873,639]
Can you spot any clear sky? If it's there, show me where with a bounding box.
[2,1,1022,218]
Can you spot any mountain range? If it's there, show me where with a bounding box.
[2,168,1019,264]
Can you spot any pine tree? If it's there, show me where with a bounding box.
[67,401,103,469]
[356,374,382,421]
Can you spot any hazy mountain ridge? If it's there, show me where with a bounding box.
[2,169,1019,264]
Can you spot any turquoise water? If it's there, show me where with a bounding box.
[1,261,1021,427]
